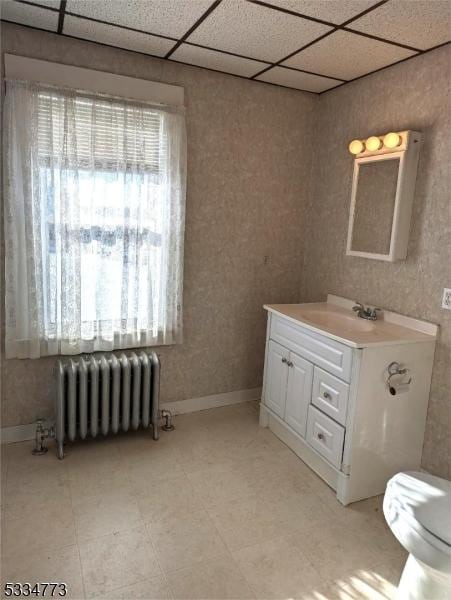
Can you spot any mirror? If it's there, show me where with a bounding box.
[350,157,400,255]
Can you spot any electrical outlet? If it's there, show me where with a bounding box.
[442,288,451,310]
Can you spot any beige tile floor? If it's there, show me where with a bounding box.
[1,401,407,599]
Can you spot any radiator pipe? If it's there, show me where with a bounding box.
[161,409,175,431]
[32,420,55,456]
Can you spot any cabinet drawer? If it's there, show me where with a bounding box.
[312,367,349,426]
[307,406,345,469]
[270,315,353,381]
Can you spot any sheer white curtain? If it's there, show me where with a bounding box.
[4,80,186,359]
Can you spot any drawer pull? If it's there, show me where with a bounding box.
[317,432,325,441]
[281,357,288,363]
[323,391,332,400]
[287,361,293,367]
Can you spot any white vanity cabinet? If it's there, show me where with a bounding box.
[259,296,438,505]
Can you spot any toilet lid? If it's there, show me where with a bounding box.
[388,471,451,547]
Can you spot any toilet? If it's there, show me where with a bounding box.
[383,471,451,600]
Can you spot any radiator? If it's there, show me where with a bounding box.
[56,351,160,459]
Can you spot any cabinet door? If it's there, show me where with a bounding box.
[285,352,314,438]
[265,340,289,418]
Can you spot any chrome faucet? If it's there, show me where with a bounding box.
[352,302,382,321]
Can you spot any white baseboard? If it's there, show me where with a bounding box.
[1,421,54,445]
[160,387,261,415]
[1,387,262,444]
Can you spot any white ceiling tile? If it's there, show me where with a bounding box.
[283,30,417,80]
[350,0,451,50]
[262,0,381,25]
[65,0,213,38]
[23,0,61,7]
[0,1,59,30]
[63,15,175,56]
[256,65,342,92]
[171,43,268,77]
[188,0,331,62]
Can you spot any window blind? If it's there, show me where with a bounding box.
[37,92,164,173]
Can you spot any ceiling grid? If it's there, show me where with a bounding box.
[1,0,449,94]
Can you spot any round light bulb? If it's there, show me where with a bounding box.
[383,132,401,149]
[366,136,382,152]
[348,139,364,155]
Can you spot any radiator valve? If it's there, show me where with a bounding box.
[32,420,55,455]
[161,409,175,431]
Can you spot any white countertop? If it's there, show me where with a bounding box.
[264,295,438,348]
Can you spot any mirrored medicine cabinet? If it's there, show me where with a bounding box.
[346,130,422,262]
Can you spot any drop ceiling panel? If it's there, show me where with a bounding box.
[65,0,213,38]
[188,0,332,62]
[172,43,268,77]
[64,15,175,57]
[22,0,61,7]
[256,66,342,92]
[0,1,59,31]
[2,0,449,94]
[350,0,451,51]
[262,0,381,25]
[283,30,418,80]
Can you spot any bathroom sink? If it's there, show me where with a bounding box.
[298,309,375,333]
[264,297,438,348]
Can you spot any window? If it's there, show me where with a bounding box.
[4,80,186,358]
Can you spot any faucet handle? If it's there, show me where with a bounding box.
[367,307,383,320]
[352,302,364,312]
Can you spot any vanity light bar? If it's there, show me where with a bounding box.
[348,131,403,155]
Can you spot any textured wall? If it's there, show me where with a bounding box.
[301,45,451,478]
[1,23,316,427]
[2,25,450,480]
